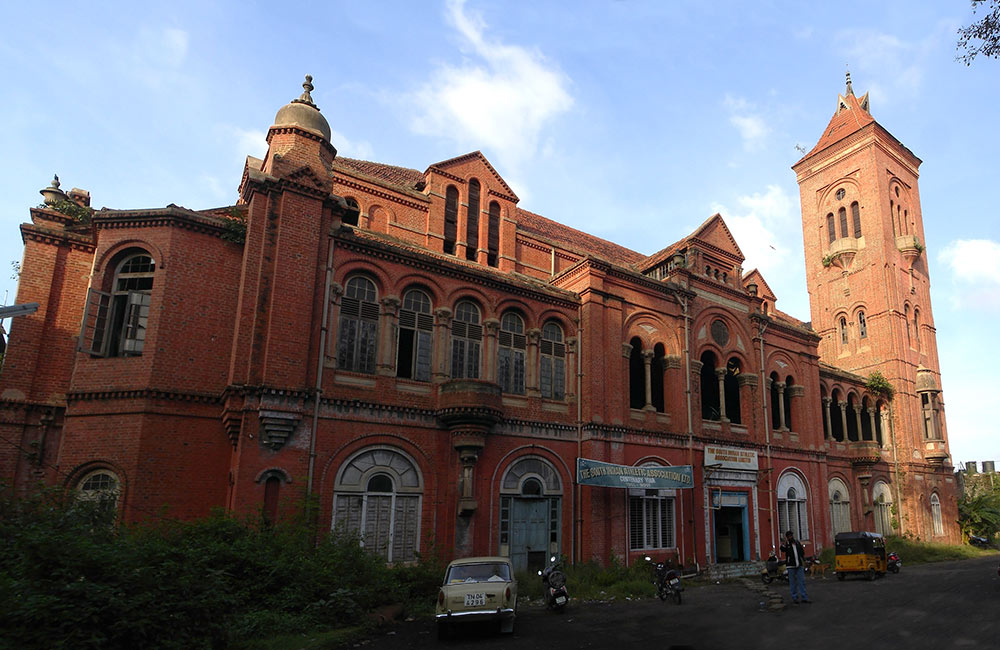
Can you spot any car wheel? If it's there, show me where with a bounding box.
[867,568,876,581]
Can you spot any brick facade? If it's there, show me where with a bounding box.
[0,76,959,571]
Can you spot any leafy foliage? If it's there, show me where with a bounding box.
[958,489,1000,541]
[957,0,1000,65]
[221,207,247,244]
[865,370,895,402]
[0,484,439,649]
[40,199,94,224]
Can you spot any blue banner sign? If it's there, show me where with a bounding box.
[576,458,694,489]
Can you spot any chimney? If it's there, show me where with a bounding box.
[966,461,978,474]
[68,188,91,207]
[983,461,996,474]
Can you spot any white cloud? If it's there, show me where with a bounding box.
[938,239,1000,312]
[710,184,795,277]
[723,95,770,151]
[330,129,374,161]
[408,0,573,170]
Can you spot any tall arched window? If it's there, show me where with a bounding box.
[262,473,283,524]
[629,337,645,409]
[651,343,666,413]
[846,394,860,442]
[498,312,526,394]
[770,371,782,430]
[466,180,480,261]
[858,311,868,339]
[700,351,720,420]
[777,472,809,541]
[451,301,482,379]
[540,321,566,400]
[487,201,500,267]
[338,276,379,373]
[81,251,156,357]
[76,469,121,520]
[890,200,896,236]
[904,305,911,346]
[828,478,851,535]
[397,288,433,381]
[873,481,894,536]
[838,207,848,239]
[444,185,459,255]
[332,447,423,563]
[783,374,794,431]
[851,202,862,238]
[725,357,742,424]
[830,389,845,442]
[930,493,944,536]
[913,308,920,347]
[839,317,849,346]
[827,213,836,244]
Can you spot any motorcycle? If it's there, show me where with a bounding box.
[538,555,569,612]
[887,550,902,573]
[761,549,820,583]
[645,556,683,604]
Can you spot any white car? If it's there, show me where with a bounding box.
[435,556,517,638]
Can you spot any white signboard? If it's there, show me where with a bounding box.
[704,445,758,471]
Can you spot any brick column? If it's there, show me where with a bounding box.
[527,328,541,397]
[432,307,452,383]
[483,318,500,383]
[377,295,400,376]
[642,349,655,410]
[326,282,344,367]
[716,367,728,422]
[822,396,833,440]
[775,381,787,430]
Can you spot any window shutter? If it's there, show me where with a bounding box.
[78,288,112,356]
[415,331,432,381]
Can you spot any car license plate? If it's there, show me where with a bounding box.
[669,578,680,586]
[555,595,567,604]
[465,593,486,607]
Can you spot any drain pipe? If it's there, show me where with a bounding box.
[757,318,776,552]
[575,308,584,566]
[308,235,336,506]
[677,292,698,574]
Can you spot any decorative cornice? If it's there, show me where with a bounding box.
[335,176,429,212]
[67,388,221,404]
[265,125,337,155]
[21,224,96,252]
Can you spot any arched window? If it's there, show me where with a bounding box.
[851,202,862,238]
[444,186,459,255]
[263,474,282,524]
[466,180,480,261]
[783,374,794,431]
[487,201,500,267]
[397,288,433,381]
[890,200,896,236]
[770,371,782,430]
[777,472,809,541]
[913,308,920,347]
[498,312,526,394]
[629,337,645,409]
[830,389,845,442]
[725,357,742,424]
[846,394,860,442]
[820,388,830,439]
[858,311,868,339]
[540,321,566,400]
[332,447,423,563]
[826,213,836,244]
[930,493,944,536]
[839,317,849,346]
[337,276,379,374]
[875,400,886,446]
[81,251,156,357]
[861,396,874,441]
[700,351,720,420]
[651,343,666,413]
[838,207,848,239]
[629,461,676,551]
[343,197,361,226]
[77,469,121,519]
[828,478,851,535]
[451,301,482,379]
[873,481,894,536]
[904,304,911,346]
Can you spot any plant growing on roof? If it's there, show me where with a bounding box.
[821,254,834,268]
[39,199,94,224]
[220,206,247,244]
[866,370,895,402]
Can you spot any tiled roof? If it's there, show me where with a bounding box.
[798,91,874,162]
[515,208,646,267]
[334,157,425,189]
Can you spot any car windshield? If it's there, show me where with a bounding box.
[446,563,511,584]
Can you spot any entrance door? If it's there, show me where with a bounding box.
[511,498,549,572]
[714,504,749,563]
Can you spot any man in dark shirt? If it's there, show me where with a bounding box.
[780,530,811,604]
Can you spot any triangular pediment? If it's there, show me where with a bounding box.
[742,268,776,302]
[425,151,519,202]
[689,213,745,263]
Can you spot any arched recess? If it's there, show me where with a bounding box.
[724,356,742,424]
[872,480,894,536]
[861,396,874,441]
[776,471,809,541]
[256,468,291,524]
[700,350,720,420]
[828,477,851,535]
[73,465,124,521]
[499,456,563,572]
[783,374,795,431]
[651,342,666,413]
[629,336,645,409]
[845,393,860,442]
[332,446,423,563]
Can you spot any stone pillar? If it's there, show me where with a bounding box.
[326,282,344,366]
[377,296,400,376]
[838,401,848,441]
[642,349,655,410]
[775,381,787,430]
[716,367,728,422]
[853,404,863,441]
[822,397,833,440]
[866,407,877,442]
[483,318,500,383]
[787,384,804,432]
[432,307,452,383]
[527,328,542,397]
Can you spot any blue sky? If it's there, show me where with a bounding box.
[1,1,997,468]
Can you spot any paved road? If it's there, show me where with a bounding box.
[364,554,1000,650]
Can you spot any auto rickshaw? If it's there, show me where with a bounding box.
[834,531,886,580]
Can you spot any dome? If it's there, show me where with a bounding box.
[915,366,938,393]
[272,75,331,142]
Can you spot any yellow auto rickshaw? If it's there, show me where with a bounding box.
[834,531,886,580]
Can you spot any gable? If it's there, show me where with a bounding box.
[742,268,776,302]
[689,214,745,263]
[426,151,519,202]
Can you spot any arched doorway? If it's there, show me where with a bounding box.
[500,456,562,572]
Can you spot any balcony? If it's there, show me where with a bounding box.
[850,440,882,469]
[824,237,859,270]
[896,235,923,268]
[436,379,504,431]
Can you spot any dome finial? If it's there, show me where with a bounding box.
[845,67,854,96]
[293,74,317,108]
[40,173,68,206]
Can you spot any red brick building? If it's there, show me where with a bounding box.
[0,74,959,570]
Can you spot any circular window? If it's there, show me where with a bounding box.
[711,319,730,346]
[835,188,846,201]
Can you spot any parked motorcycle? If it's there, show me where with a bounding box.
[761,549,820,583]
[887,550,902,573]
[645,556,683,604]
[538,555,569,612]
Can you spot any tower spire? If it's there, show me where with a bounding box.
[845,69,854,96]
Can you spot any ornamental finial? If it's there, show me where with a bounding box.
[293,74,316,107]
[845,68,854,96]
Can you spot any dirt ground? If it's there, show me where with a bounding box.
[359,553,1000,650]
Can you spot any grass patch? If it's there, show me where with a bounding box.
[232,626,368,650]
[817,536,997,567]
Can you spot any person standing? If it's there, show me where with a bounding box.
[780,530,811,604]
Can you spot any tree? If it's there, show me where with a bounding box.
[957,490,1000,540]
[957,0,1000,65]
